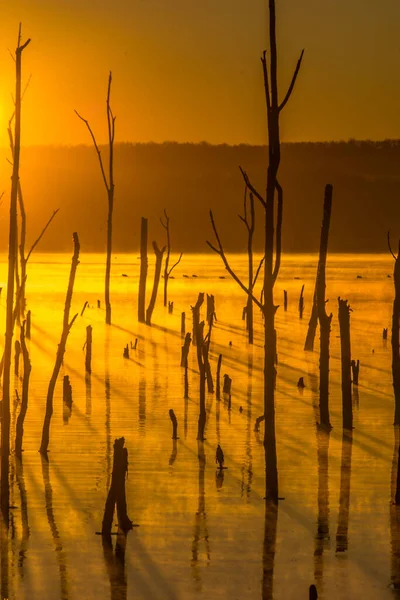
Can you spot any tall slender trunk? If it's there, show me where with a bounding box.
[15,322,31,457]
[105,194,113,325]
[304,289,318,351]
[338,297,353,430]
[392,241,400,425]
[138,217,148,323]
[317,185,333,430]
[146,241,165,325]
[1,31,30,516]
[39,233,80,455]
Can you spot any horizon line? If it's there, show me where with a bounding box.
[1,138,400,150]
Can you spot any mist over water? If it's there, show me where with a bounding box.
[0,252,397,599]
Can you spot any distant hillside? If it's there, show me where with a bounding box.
[0,140,399,254]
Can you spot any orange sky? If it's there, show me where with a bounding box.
[0,0,399,146]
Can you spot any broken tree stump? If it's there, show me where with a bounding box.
[123,345,129,359]
[299,284,304,319]
[223,374,232,395]
[80,300,89,316]
[85,325,92,374]
[191,293,204,346]
[63,375,73,409]
[180,332,191,367]
[138,217,148,323]
[283,290,288,312]
[338,297,353,430]
[216,354,222,400]
[351,359,360,386]
[101,437,133,537]
[169,409,179,439]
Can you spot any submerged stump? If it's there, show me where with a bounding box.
[102,437,133,538]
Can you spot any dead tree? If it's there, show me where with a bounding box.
[39,233,80,455]
[146,241,166,325]
[216,354,222,400]
[299,284,305,319]
[169,409,179,439]
[8,110,58,320]
[101,437,133,537]
[191,293,204,346]
[138,217,148,323]
[63,375,73,410]
[317,185,333,430]
[191,293,212,441]
[207,0,303,502]
[160,209,182,307]
[15,321,31,458]
[390,238,400,425]
[181,332,191,367]
[351,359,359,385]
[338,298,353,430]
[305,282,318,350]
[238,189,264,344]
[75,72,115,325]
[85,325,92,374]
[1,28,31,515]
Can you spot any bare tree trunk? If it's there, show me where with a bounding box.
[102,437,133,537]
[317,185,333,430]
[85,324,92,374]
[105,192,113,325]
[206,0,303,505]
[338,297,352,430]
[216,354,222,400]
[1,29,31,516]
[146,241,166,325]
[15,322,31,458]
[75,72,115,326]
[160,210,182,308]
[191,293,204,346]
[304,289,318,351]
[298,284,305,319]
[39,233,80,455]
[392,241,400,426]
[138,217,148,323]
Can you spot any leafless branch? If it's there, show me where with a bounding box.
[26,209,59,264]
[207,210,263,311]
[388,231,397,260]
[279,49,304,113]
[74,109,109,192]
[167,252,183,276]
[239,166,266,208]
[261,50,271,112]
[253,255,265,287]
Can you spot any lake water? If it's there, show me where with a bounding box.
[0,252,398,600]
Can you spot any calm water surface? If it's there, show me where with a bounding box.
[0,252,398,599]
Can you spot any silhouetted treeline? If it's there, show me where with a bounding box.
[1,140,400,253]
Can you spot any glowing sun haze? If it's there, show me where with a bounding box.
[0,0,399,146]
